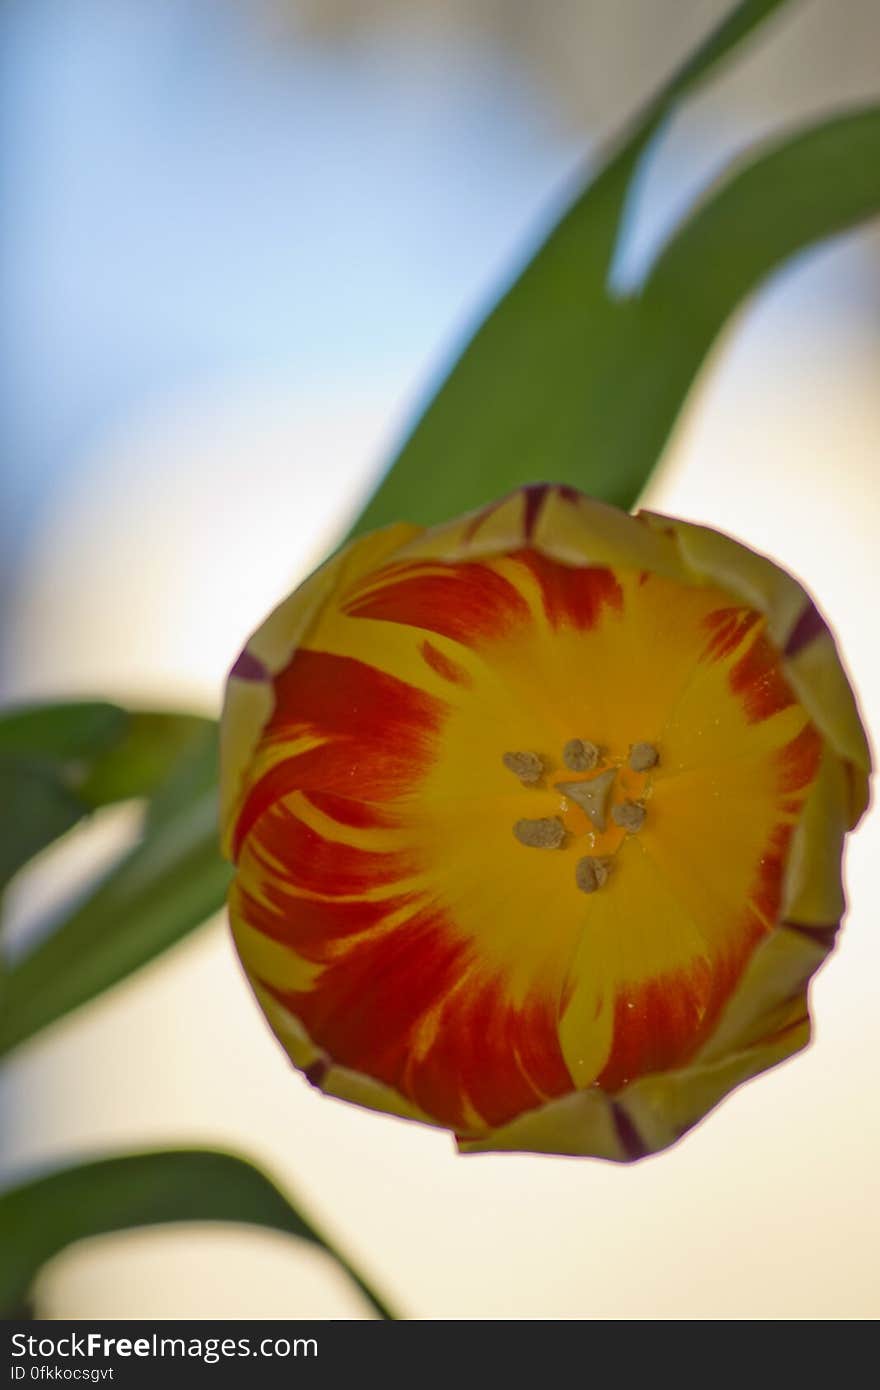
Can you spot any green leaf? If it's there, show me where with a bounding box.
[0,702,215,894]
[642,103,880,336]
[591,106,880,506]
[348,0,799,536]
[0,1149,395,1319]
[79,712,216,811]
[0,702,127,762]
[0,703,124,892]
[0,764,85,897]
[0,728,230,1059]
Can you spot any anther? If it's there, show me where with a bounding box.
[575,856,610,894]
[628,742,659,772]
[556,767,617,832]
[502,750,544,785]
[563,738,600,772]
[513,817,565,849]
[612,799,646,833]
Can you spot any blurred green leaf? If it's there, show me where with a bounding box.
[0,765,85,897]
[349,0,799,535]
[642,103,880,339]
[80,711,215,811]
[0,702,215,894]
[0,1149,395,1319]
[581,106,880,507]
[0,702,127,762]
[0,702,124,892]
[0,725,229,1058]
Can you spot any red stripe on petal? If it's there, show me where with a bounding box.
[405,973,572,1129]
[750,822,793,924]
[514,552,623,631]
[343,560,531,648]
[597,922,764,1092]
[233,651,445,857]
[303,789,402,829]
[237,880,416,957]
[272,907,474,1129]
[775,723,822,795]
[247,801,414,898]
[270,649,444,753]
[597,974,704,1093]
[701,607,761,663]
[730,633,796,723]
[267,904,573,1131]
[420,640,473,688]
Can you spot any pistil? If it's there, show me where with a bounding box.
[555,767,617,833]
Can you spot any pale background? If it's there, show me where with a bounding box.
[1,0,878,1319]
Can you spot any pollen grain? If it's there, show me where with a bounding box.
[612,799,646,833]
[563,738,600,772]
[502,750,544,785]
[513,817,566,849]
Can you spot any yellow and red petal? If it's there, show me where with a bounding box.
[224,484,870,1159]
[640,510,870,821]
[220,522,420,856]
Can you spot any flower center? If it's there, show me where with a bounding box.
[504,740,658,891]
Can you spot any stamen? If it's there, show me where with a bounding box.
[513,817,565,849]
[628,742,659,772]
[612,799,646,833]
[563,738,600,772]
[575,856,610,894]
[556,767,617,832]
[502,750,544,785]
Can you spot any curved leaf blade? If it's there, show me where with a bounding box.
[349,0,799,535]
[0,735,230,1058]
[0,703,215,895]
[0,764,85,895]
[79,711,216,811]
[0,703,126,893]
[0,702,127,762]
[606,105,880,504]
[0,1149,396,1319]
[643,105,880,328]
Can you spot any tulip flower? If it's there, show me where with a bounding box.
[220,485,869,1161]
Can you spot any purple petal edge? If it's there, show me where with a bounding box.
[611,1103,649,1161]
[303,1057,329,1089]
[780,919,839,952]
[230,649,269,682]
[784,601,828,658]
